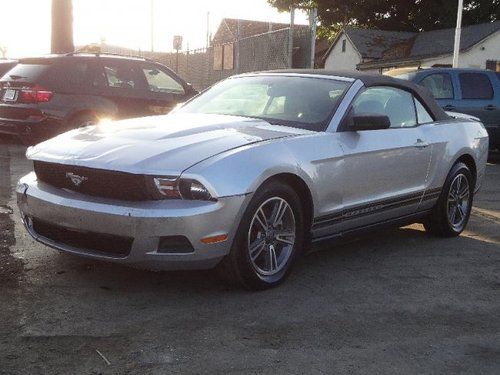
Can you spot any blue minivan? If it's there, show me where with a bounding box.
[390,68,500,150]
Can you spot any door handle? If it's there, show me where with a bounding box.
[414,139,430,149]
[443,105,456,111]
[485,105,496,111]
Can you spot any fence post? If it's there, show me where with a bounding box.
[235,19,241,74]
[288,7,295,68]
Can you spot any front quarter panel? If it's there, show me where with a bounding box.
[182,132,345,219]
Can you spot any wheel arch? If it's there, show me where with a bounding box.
[259,173,315,235]
[454,153,477,187]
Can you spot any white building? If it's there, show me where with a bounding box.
[323,21,500,73]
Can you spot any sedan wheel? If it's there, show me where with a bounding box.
[446,174,470,231]
[424,162,473,237]
[248,197,296,278]
[219,181,304,290]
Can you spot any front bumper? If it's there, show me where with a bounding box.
[17,173,250,270]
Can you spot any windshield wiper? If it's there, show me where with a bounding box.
[9,75,26,80]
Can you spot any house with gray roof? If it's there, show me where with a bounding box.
[323,21,500,73]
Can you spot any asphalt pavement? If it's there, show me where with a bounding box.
[1,138,499,374]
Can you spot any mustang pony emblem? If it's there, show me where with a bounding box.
[66,172,88,187]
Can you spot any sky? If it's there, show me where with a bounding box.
[0,0,308,58]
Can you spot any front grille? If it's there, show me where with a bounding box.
[32,218,133,258]
[34,161,160,201]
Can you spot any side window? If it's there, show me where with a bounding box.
[352,86,417,128]
[103,63,142,90]
[459,73,494,100]
[415,98,434,124]
[141,66,185,95]
[41,62,91,90]
[420,73,454,99]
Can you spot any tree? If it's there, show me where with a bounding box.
[269,0,500,37]
[51,0,74,54]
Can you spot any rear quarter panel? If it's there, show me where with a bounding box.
[420,118,489,206]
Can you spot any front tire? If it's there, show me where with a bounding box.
[424,162,473,237]
[219,181,304,290]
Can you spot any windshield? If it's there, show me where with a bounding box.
[178,75,351,131]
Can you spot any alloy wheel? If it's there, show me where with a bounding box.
[247,197,296,277]
[446,173,470,230]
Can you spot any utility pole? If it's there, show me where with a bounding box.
[309,8,318,68]
[51,0,74,54]
[150,0,154,52]
[288,7,295,68]
[452,0,464,68]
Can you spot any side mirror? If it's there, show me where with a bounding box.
[185,83,198,97]
[349,115,391,131]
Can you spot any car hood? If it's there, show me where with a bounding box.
[27,113,312,175]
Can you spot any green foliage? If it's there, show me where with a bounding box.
[269,0,500,37]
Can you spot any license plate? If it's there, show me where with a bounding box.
[3,89,17,102]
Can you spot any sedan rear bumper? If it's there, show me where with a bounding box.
[17,173,249,270]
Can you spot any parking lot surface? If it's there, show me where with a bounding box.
[1,139,499,374]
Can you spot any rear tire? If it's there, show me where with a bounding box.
[424,162,473,237]
[218,181,304,290]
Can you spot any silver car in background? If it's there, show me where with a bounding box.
[17,71,489,290]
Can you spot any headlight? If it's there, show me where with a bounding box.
[153,177,214,201]
[154,177,182,199]
[180,179,214,201]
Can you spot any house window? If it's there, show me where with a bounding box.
[342,40,347,53]
[486,60,500,72]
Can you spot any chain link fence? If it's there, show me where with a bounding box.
[98,26,312,92]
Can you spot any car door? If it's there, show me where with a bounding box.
[98,59,152,120]
[454,72,498,129]
[139,63,188,115]
[336,86,433,232]
[418,72,458,111]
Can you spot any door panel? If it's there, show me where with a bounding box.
[99,60,152,119]
[419,72,457,111]
[330,86,432,233]
[454,72,498,127]
[337,128,431,231]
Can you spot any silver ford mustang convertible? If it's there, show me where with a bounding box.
[17,71,489,289]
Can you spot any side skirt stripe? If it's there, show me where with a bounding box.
[313,188,442,230]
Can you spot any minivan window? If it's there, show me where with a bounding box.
[420,73,454,99]
[459,73,494,100]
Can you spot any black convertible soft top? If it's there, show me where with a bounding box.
[264,69,450,122]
